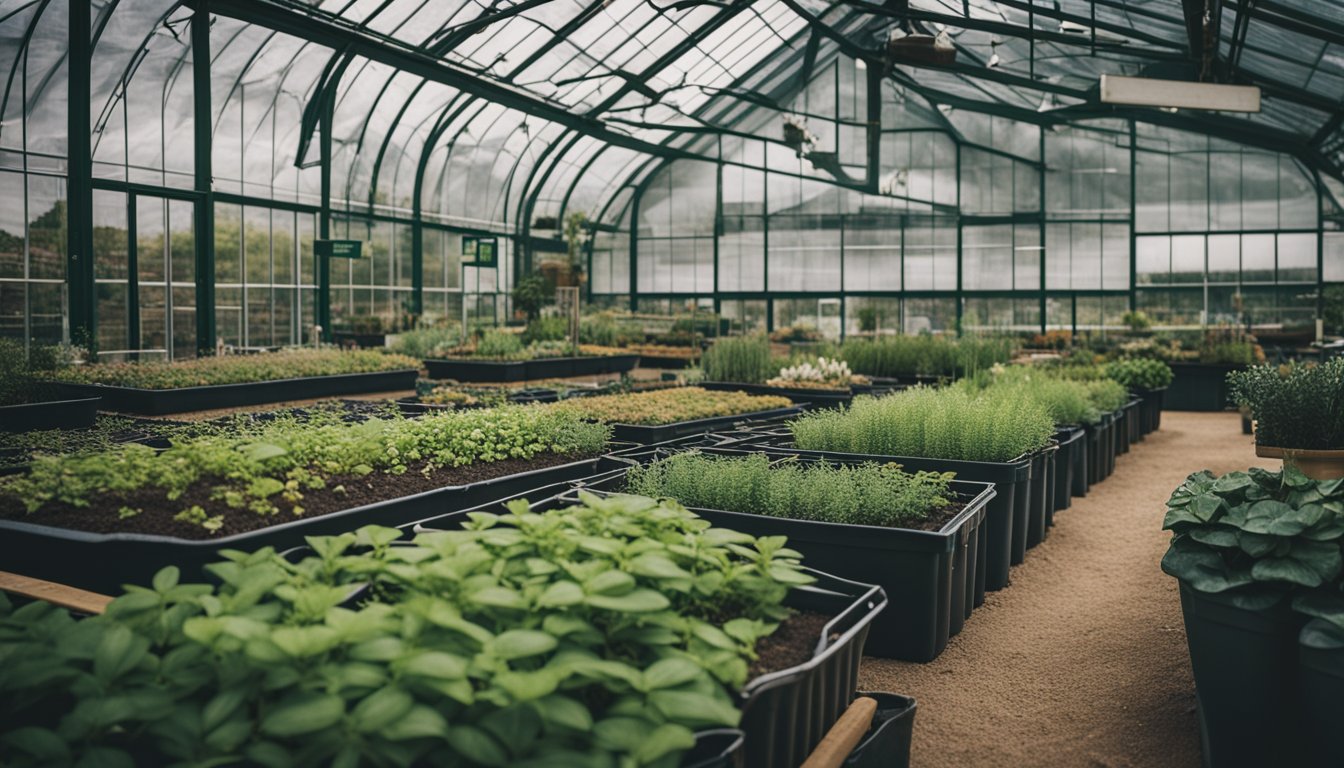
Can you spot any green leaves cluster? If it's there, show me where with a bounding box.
[51,348,420,390]
[956,367,1099,427]
[1104,358,1173,392]
[790,386,1055,463]
[839,335,1018,379]
[627,452,956,528]
[1228,359,1344,450]
[1161,467,1344,607]
[550,387,791,426]
[700,336,775,385]
[1,405,610,531]
[0,494,812,768]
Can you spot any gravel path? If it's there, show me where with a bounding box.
[859,411,1273,768]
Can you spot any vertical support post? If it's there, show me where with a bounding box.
[126,195,139,354]
[1316,167,1325,327]
[67,0,95,350]
[317,87,333,342]
[955,142,963,336]
[629,184,640,312]
[192,3,216,354]
[1129,120,1138,315]
[1039,126,1048,335]
[866,63,882,193]
[411,218,423,317]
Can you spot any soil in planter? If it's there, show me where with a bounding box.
[747,610,836,679]
[0,451,598,540]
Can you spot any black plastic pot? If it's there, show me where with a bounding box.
[700,381,857,409]
[1083,415,1111,488]
[1053,428,1083,511]
[735,431,1029,594]
[1166,363,1244,412]
[1124,397,1142,447]
[0,452,612,594]
[423,358,528,382]
[1297,621,1344,768]
[1024,446,1058,550]
[842,692,917,768]
[1137,387,1166,434]
[1178,583,1305,768]
[606,407,804,445]
[682,730,745,768]
[52,369,418,415]
[0,396,101,432]
[636,353,696,369]
[573,455,993,662]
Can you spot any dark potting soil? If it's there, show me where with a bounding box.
[747,610,836,680]
[0,451,598,540]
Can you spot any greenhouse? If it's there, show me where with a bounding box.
[1,0,1343,766]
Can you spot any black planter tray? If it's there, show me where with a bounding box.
[0,451,615,594]
[843,692,917,768]
[1024,444,1059,552]
[425,354,639,383]
[735,430,1031,595]
[606,406,804,445]
[0,396,100,432]
[51,369,418,416]
[565,455,994,662]
[1136,387,1166,434]
[414,489,885,768]
[700,381,861,409]
[635,352,697,369]
[423,358,528,382]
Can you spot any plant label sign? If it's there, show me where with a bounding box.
[315,239,362,259]
[464,236,498,267]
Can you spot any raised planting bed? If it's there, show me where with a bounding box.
[0,396,100,432]
[1166,362,1246,411]
[417,490,887,768]
[701,380,898,409]
[0,406,612,593]
[585,449,996,662]
[422,357,528,382]
[424,352,639,382]
[1139,386,1166,433]
[547,386,801,444]
[0,498,838,768]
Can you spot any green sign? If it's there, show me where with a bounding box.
[315,239,362,259]
[462,236,498,267]
[462,236,477,256]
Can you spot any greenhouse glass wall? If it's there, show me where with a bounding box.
[2,0,1342,356]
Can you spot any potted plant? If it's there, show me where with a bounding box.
[1105,357,1173,436]
[1161,467,1344,767]
[0,340,99,432]
[332,314,388,348]
[618,450,997,662]
[0,497,868,768]
[1230,359,1344,480]
[1165,328,1260,412]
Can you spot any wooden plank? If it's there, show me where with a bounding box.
[0,570,113,615]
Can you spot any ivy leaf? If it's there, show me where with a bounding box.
[381,705,448,741]
[259,692,344,737]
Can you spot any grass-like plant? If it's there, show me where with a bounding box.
[390,325,460,359]
[550,387,791,425]
[701,335,775,383]
[1,405,611,531]
[627,452,955,528]
[957,367,1099,426]
[52,348,419,390]
[790,386,1055,463]
[1229,359,1344,449]
[839,335,1017,379]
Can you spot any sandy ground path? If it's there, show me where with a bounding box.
[859,411,1274,768]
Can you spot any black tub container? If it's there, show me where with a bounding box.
[1142,387,1166,433]
[842,692,917,768]
[682,730,745,768]
[0,452,616,594]
[53,370,418,415]
[1024,446,1058,550]
[0,396,100,432]
[700,381,856,409]
[423,358,528,382]
[1179,583,1305,768]
[1053,427,1084,511]
[1042,443,1057,529]
[1165,362,1244,412]
[1297,621,1344,768]
[606,407,804,444]
[735,431,1028,594]
[524,356,575,379]
[1123,398,1143,447]
[572,458,993,662]
[1084,415,1112,487]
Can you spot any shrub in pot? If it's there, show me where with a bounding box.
[0,495,824,768]
[1161,467,1344,767]
[1229,359,1344,479]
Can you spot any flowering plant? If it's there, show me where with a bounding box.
[768,357,865,390]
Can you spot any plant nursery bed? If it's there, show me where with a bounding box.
[0,451,604,594]
[607,406,803,444]
[53,369,418,415]
[0,396,100,432]
[700,380,861,408]
[424,353,638,382]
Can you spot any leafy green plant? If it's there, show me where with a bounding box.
[1105,358,1174,391]
[701,336,775,384]
[0,494,815,768]
[579,313,642,347]
[52,348,418,390]
[474,330,527,360]
[391,326,461,360]
[839,335,1017,379]
[790,386,1055,463]
[522,316,569,345]
[1229,360,1344,450]
[550,387,791,426]
[1080,379,1130,414]
[510,272,551,322]
[957,367,1099,426]
[627,452,955,528]
[1,405,610,531]
[0,339,65,406]
[1161,467,1344,608]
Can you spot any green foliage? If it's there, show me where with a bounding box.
[1080,379,1130,414]
[839,335,1017,379]
[957,367,1099,426]
[0,339,64,406]
[1105,358,1174,391]
[522,316,570,345]
[627,452,955,528]
[550,387,791,426]
[579,313,642,347]
[790,386,1055,463]
[391,326,461,360]
[1,406,610,530]
[474,330,527,360]
[0,497,814,767]
[510,273,551,322]
[1229,360,1344,450]
[701,336,775,384]
[855,306,880,333]
[1200,340,1256,365]
[1121,310,1153,333]
[1325,285,1344,337]
[52,348,418,390]
[1161,468,1344,608]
